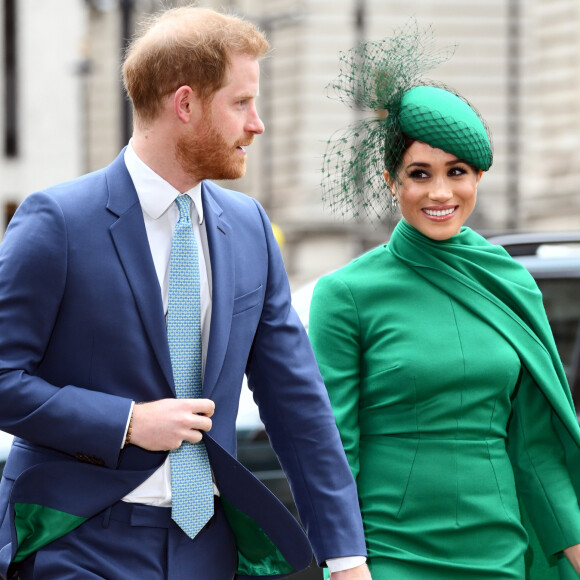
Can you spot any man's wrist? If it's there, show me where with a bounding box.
[121,401,135,448]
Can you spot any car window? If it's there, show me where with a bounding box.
[536,278,580,388]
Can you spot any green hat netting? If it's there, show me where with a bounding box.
[321,20,493,221]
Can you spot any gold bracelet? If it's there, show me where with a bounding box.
[124,408,134,447]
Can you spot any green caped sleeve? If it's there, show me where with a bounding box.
[509,366,580,557]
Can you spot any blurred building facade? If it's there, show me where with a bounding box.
[1,0,579,287]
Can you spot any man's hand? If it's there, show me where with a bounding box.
[330,563,372,579]
[129,398,215,451]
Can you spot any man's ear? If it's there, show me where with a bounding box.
[173,85,197,123]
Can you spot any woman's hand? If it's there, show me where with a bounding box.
[564,543,580,575]
[330,563,372,579]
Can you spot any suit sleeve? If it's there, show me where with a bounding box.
[0,192,132,467]
[508,365,580,555]
[244,201,366,565]
[309,275,362,482]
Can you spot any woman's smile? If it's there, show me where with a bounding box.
[422,206,458,219]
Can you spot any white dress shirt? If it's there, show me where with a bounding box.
[121,142,211,506]
[119,142,365,573]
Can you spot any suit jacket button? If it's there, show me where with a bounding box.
[75,453,104,466]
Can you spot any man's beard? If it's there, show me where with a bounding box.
[175,116,252,182]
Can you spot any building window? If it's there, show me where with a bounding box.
[4,0,18,157]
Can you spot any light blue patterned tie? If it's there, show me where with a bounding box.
[168,194,214,538]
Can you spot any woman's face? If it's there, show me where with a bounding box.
[385,140,483,241]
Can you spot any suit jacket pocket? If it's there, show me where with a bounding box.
[232,285,263,316]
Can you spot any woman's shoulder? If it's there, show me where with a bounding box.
[314,244,401,296]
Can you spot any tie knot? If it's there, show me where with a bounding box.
[175,195,192,222]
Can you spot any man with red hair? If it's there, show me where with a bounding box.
[0,6,369,580]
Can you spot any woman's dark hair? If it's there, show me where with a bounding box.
[385,131,416,182]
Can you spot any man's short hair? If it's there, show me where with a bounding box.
[122,7,269,124]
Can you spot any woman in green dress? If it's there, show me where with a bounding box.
[310,23,580,580]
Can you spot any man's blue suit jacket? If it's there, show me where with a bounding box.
[0,151,365,577]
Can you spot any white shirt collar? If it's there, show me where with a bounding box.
[124,140,204,224]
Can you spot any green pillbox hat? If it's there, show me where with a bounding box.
[399,86,493,171]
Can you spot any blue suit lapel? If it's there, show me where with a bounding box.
[105,152,174,392]
[202,182,234,399]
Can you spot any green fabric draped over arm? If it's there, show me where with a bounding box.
[387,219,580,578]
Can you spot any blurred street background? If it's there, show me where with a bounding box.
[1,0,579,289]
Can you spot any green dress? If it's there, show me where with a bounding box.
[310,221,580,579]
